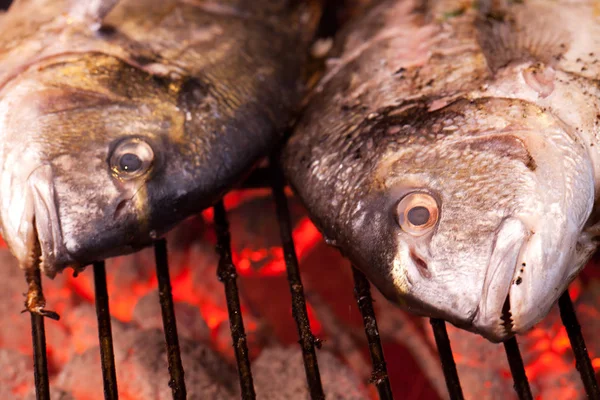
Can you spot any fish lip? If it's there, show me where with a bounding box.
[472,218,529,342]
[507,232,579,334]
[28,165,65,276]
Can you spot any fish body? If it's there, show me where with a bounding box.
[0,0,321,277]
[283,0,600,341]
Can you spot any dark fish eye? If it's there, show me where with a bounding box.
[119,153,142,172]
[407,206,430,226]
[109,138,154,180]
[396,192,439,236]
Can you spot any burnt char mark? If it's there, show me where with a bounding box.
[525,156,537,172]
[177,78,211,110]
[515,277,522,285]
[97,24,117,37]
[354,98,447,138]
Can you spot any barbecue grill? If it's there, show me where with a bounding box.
[1,0,598,397]
[25,162,600,400]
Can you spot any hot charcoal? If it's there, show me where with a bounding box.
[0,190,597,398]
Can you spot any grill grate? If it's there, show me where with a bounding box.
[28,166,600,400]
[503,337,532,400]
[352,267,393,400]
[93,261,119,400]
[30,268,51,400]
[559,291,600,398]
[154,240,187,399]
[430,318,464,400]
[270,159,325,400]
[214,200,255,399]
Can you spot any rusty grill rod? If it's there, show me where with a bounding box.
[93,261,119,400]
[29,268,51,400]
[352,267,394,400]
[214,201,256,400]
[430,318,465,400]
[154,239,188,400]
[503,337,533,400]
[22,161,600,400]
[270,159,325,400]
[558,290,600,399]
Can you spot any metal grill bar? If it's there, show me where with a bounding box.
[214,201,256,400]
[503,337,533,400]
[270,161,325,400]
[154,240,187,400]
[430,318,464,400]
[558,290,600,399]
[21,164,600,400]
[93,261,119,400]
[352,267,394,400]
[28,268,51,400]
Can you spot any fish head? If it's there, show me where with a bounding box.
[352,98,595,341]
[0,54,222,276]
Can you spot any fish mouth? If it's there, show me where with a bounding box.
[472,218,529,342]
[27,165,64,276]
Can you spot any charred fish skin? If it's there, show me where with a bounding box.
[0,0,322,280]
[283,0,600,341]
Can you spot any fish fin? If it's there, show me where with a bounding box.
[475,6,570,72]
[69,0,119,30]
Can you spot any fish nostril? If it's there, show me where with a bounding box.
[409,249,431,278]
[113,199,128,219]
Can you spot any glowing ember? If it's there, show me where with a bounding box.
[0,189,597,399]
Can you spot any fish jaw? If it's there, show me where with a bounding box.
[471,213,592,342]
[29,164,64,275]
[507,229,594,337]
[392,218,530,342]
[471,218,528,342]
[0,162,64,276]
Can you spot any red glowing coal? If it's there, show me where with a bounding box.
[0,189,598,399]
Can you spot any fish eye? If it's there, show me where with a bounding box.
[109,138,154,179]
[396,192,439,236]
[119,153,142,172]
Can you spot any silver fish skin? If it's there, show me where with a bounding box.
[283,0,600,342]
[0,0,321,277]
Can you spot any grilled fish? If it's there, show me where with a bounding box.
[283,0,600,341]
[0,0,321,315]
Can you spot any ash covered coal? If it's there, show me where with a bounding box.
[58,329,238,400]
[252,347,369,399]
[132,290,210,343]
[0,349,33,399]
[25,389,75,400]
[0,191,598,399]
